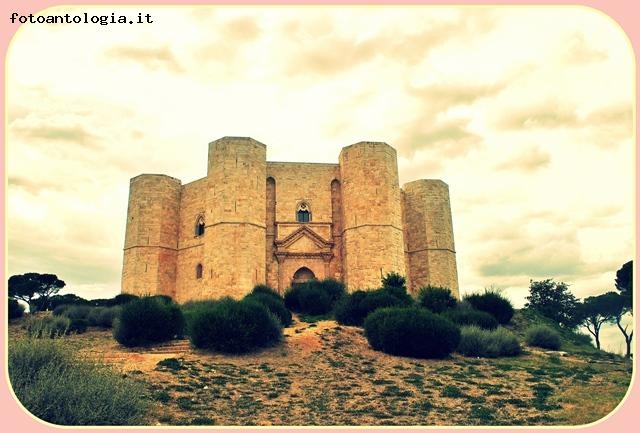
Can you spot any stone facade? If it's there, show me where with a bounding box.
[121,137,459,302]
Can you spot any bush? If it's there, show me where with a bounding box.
[87,306,122,328]
[181,300,220,334]
[52,304,70,316]
[250,284,283,301]
[363,307,460,359]
[68,318,88,334]
[315,279,346,304]
[149,294,173,304]
[334,291,368,325]
[381,272,406,290]
[25,316,71,338]
[525,325,562,350]
[61,305,91,320]
[112,293,140,305]
[464,290,514,325]
[9,298,24,319]
[50,304,90,333]
[417,286,457,313]
[113,296,184,347]
[441,307,498,330]
[284,284,332,316]
[9,338,147,425]
[244,292,292,327]
[334,289,411,326]
[188,298,282,353]
[284,280,341,315]
[457,326,521,358]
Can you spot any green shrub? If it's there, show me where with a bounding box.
[457,326,521,358]
[9,298,24,319]
[181,299,220,312]
[284,281,337,315]
[381,272,406,291]
[87,306,122,328]
[113,296,184,347]
[61,305,91,321]
[417,286,457,313]
[68,318,88,334]
[334,289,410,326]
[333,291,368,326]
[244,292,292,327]
[26,316,71,338]
[181,300,220,334]
[464,291,514,324]
[49,304,90,333]
[441,307,498,330]
[149,294,173,304]
[52,304,71,316]
[315,278,347,304]
[188,298,281,353]
[251,284,283,301]
[525,325,562,350]
[363,307,460,359]
[9,338,147,425]
[112,293,140,305]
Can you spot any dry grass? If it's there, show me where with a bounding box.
[8,316,632,426]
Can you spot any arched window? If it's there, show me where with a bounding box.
[296,202,311,223]
[195,216,205,237]
[196,263,203,279]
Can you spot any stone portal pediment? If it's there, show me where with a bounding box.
[287,235,322,253]
[275,225,333,258]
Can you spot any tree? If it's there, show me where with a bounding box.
[8,273,65,312]
[613,261,633,358]
[579,292,620,350]
[48,293,89,310]
[525,279,581,329]
[615,260,633,309]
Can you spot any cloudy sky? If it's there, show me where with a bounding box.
[6,6,634,352]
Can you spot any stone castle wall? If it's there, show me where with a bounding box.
[121,137,459,301]
[206,138,266,299]
[402,179,459,297]
[122,174,181,298]
[339,142,406,290]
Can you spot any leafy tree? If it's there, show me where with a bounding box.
[613,261,633,358]
[8,298,25,319]
[8,273,66,312]
[48,293,90,310]
[615,260,633,309]
[609,293,633,358]
[525,279,580,329]
[579,292,620,350]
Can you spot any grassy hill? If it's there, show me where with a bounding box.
[8,308,632,426]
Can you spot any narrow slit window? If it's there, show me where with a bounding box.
[195,216,205,236]
[196,263,203,279]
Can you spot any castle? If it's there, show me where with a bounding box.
[121,137,459,303]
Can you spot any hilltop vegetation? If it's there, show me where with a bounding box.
[7,269,633,426]
[8,304,631,426]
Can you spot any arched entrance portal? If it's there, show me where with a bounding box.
[292,267,315,285]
